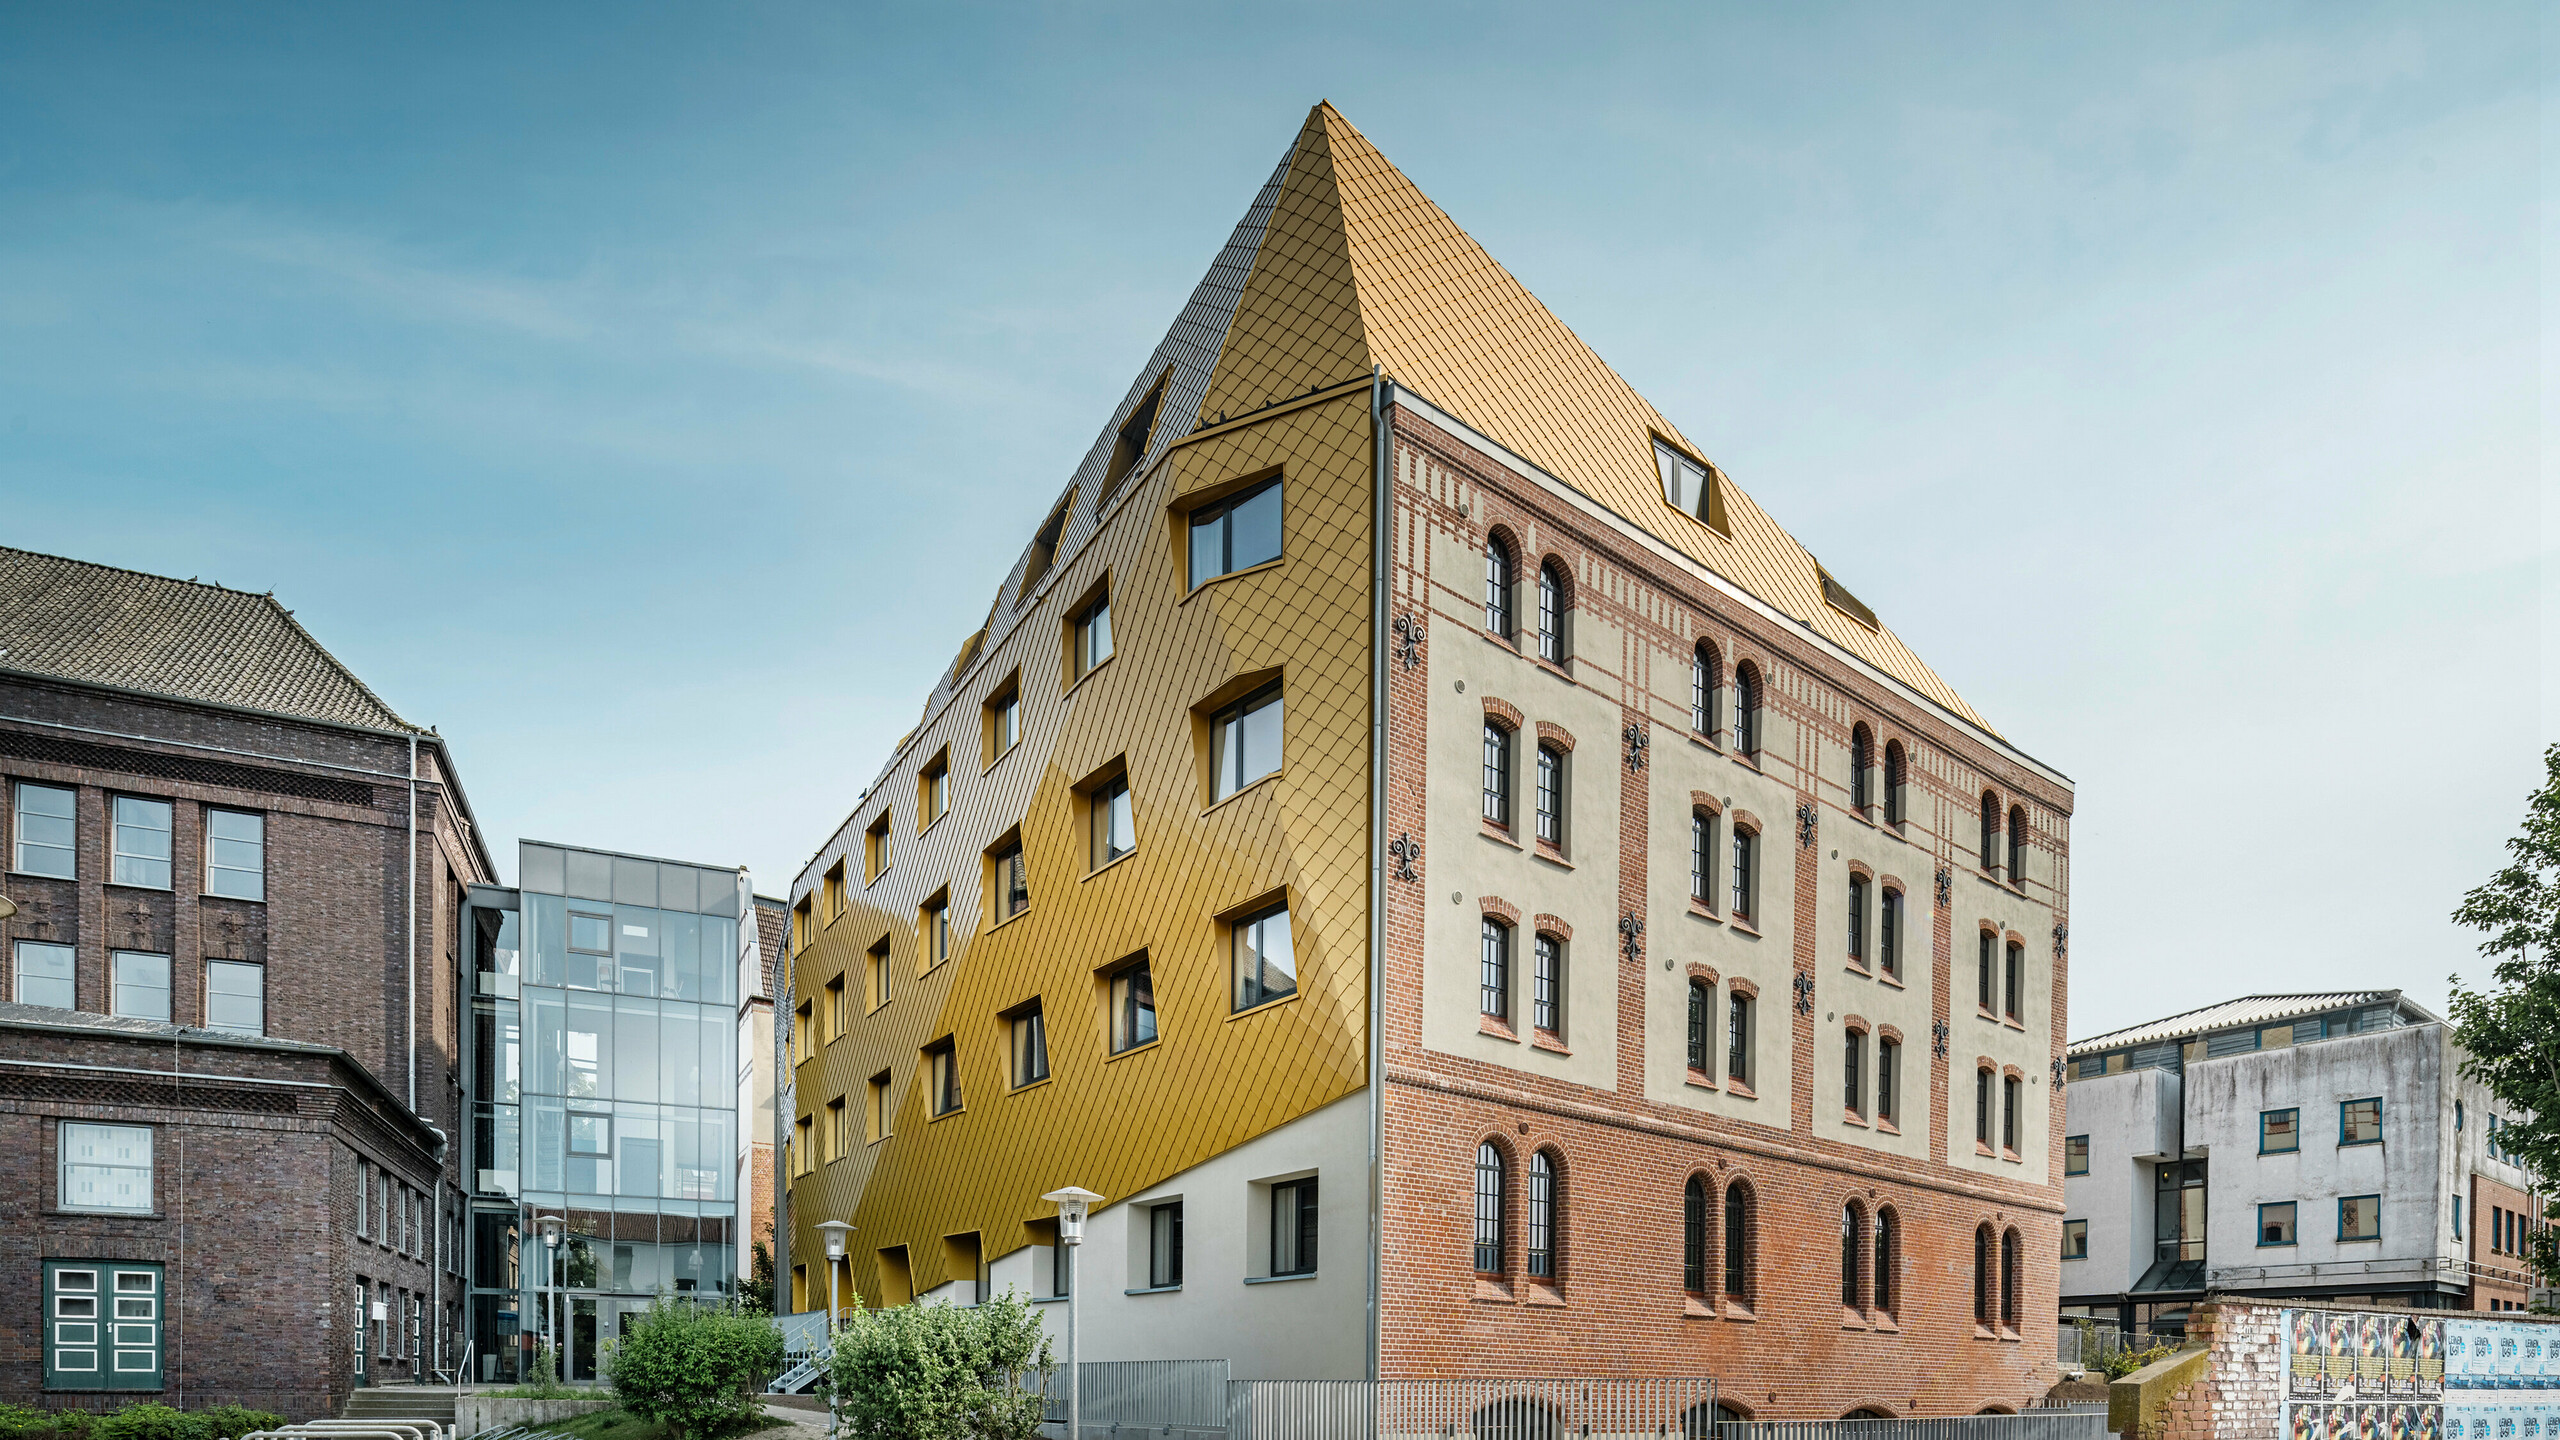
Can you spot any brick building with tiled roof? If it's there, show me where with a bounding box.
[0,546,494,1417]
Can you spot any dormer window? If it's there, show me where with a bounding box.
[1103,373,1167,500]
[1653,437,1726,533]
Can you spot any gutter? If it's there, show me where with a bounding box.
[1366,368,1389,1383]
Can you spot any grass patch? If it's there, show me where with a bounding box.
[546,1410,789,1440]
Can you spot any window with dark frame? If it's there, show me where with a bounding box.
[2338,1194,2380,1242]
[1876,1037,1898,1125]
[1071,589,1114,680]
[1485,539,1514,640]
[1110,962,1157,1053]
[2002,1075,2021,1152]
[1232,901,1296,1011]
[1010,1005,1049,1088]
[1534,744,1564,850]
[1480,918,1511,1022]
[1730,827,1755,921]
[1874,1210,1896,1313]
[1525,1152,1558,1280]
[1270,1178,1318,1277]
[2065,1134,2090,1174]
[1843,1027,1863,1116]
[1732,665,1759,756]
[1686,979,1711,1072]
[1691,643,1717,737]
[1531,934,1562,1034]
[1722,1184,1749,1300]
[1682,1176,1708,1293]
[2004,941,2022,1020]
[1974,1225,1993,1324]
[1726,990,1751,1085]
[1148,1201,1185,1287]
[1840,1206,1862,1308]
[1980,792,2000,871]
[992,840,1029,921]
[2261,1109,2299,1154]
[1847,874,1868,965]
[1482,722,1513,829]
[1977,932,1995,1011]
[1473,1143,1506,1274]
[1091,774,1135,867]
[1879,889,1901,978]
[2007,805,2028,884]
[2259,1202,2297,1247]
[1690,810,1714,906]
[1976,1068,1993,1146]
[1537,563,1566,664]
[2341,1098,2382,1145]
[1883,742,1906,828]
[1210,682,1283,800]
[1851,725,1873,811]
[1189,478,1282,586]
[927,1042,961,1116]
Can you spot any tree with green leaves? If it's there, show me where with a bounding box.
[2448,742,2560,1290]
[825,1289,1052,1440]
[741,1241,778,1315]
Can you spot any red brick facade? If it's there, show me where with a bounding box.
[0,673,490,1416]
[1378,408,2073,1417]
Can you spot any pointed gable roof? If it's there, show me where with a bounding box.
[0,546,417,732]
[1196,103,1986,728]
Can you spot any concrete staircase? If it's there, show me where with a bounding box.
[343,1387,460,1429]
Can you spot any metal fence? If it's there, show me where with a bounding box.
[1724,1414,2108,1440]
[1036,1369,1713,1440]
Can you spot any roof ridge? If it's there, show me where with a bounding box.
[0,543,281,602]
[259,588,420,733]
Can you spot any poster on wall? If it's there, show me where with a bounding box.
[2283,1310,2450,1440]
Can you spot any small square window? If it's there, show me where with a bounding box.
[205,960,264,1036]
[866,1071,893,1143]
[2261,1109,2300,1154]
[205,809,266,901]
[1011,1005,1049,1088]
[1071,587,1114,682]
[918,753,950,829]
[984,677,1022,766]
[1210,682,1283,801]
[1091,773,1135,868]
[111,952,169,1023]
[1188,477,1281,587]
[2340,1098,2382,1146]
[2338,1194,2380,1242]
[989,838,1029,922]
[1271,1177,1318,1277]
[2064,1135,2089,1176]
[865,815,892,882]
[926,1042,962,1117]
[2259,1202,2297,1247]
[2061,1219,2087,1260]
[14,939,75,1010]
[1148,1201,1185,1288]
[920,894,950,968]
[1233,901,1296,1012]
[111,796,172,890]
[14,782,76,878]
[568,911,612,955]
[60,1122,153,1212]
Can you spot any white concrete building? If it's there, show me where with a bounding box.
[2061,991,2544,1335]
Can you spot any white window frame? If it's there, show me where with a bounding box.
[59,1121,154,1213]
[14,781,77,878]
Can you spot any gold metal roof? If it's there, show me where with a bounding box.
[1226,103,1988,729]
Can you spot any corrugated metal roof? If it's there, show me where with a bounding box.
[2068,990,2434,1056]
[0,546,417,732]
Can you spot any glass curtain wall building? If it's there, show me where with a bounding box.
[463,842,749,1383]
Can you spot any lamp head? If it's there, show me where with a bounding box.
[0,894,17,920]
[1041,1186,1103,1243]
[535,1214,566,1247]
[815,1219,853,1262]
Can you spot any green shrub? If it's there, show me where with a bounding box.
[194,1407,282,1440]
[2101,1341,2181,1381]
[605,1299,785,1440]
[95,1405,208,1440]
[826,1289,1052,1440]
[0,1405,59,1440]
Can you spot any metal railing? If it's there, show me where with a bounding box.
[1235,1377,1717,1440]
[1038,1359,1230,1437]
[1724,1414,2108,1440]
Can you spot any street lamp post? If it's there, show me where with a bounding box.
[1042,1188,1101,1440]
[814,1221,853,1440]
[534,1215,566,1386]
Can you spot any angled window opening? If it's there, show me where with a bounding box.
[1818,564,1878,630]
[1187,475,1282,587]
[1020,489,1079,594]
[1102,373,1168,501]
[1653,435,1727,535]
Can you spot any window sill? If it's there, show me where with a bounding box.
[863,866,891,889]
[1876,972,1905,990]
[1103,1039,1163,1066]
[1244,1272,1317,1286]
[1975,1142,1995,1157]
[1478,1015,1520,1043]
[1008,1077,1054,1097]
[1123,1284,1183,1296]
[1999,1328,2021,1344]
[1682,1293,1715,1319]
[1686,901,1721,924]
[1841,1307,1868,1330]
[1530,1030,1570,1056]
[2002,1017,2025,1032]
[1083,849,1140,883]
[2259,1148,2299,1157]
[1974,1324,1997,1341]
[982,740,1020,776]
[985,908,1032,937]
[918,811,946,840]
[1226,990,1300,1023]
[1730,752,1762,772]
[927,1106,966,1123]
[1728,919,1762,939]
[1875,1118,1901,1136]
[1531,658,1575,686]
[1872,1314,1901,1334]
[1030,1294,1069,1305]
[1182,556,1285,602]
[1480,822,1522,849]
[1202,770,1283,818]
[1688,732,1722,755]
[2002,1148,2022,1163]
[103,881,174,895]
[199,892,266,906]
[1844,961,1870,979]
[1532,844,1572,870]
[1481,629,1520,654]
[1523,1282,1567,1307]
[1724,1080,1757,1101]
[49,1207,164,1220]
[1472,1276,1514,1303]
[1722,1301,1756,1323]
[1843,1110,1868,1128]
[1683,1069,1718,1092]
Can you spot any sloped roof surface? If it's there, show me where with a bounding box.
[2068,991,2430,1055]
[0,546,415,732]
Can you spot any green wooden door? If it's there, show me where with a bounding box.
[44,1260,162,1391]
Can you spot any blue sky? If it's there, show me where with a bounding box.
[0,3,2546,1038]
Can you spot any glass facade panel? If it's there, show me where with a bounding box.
[465,850,743,1382]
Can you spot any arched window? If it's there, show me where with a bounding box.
[1873,1208,1898,1316]
[1480,918,1512,1022]
[1682,1176,1709,1293]
[1473,1143,1506,1273]
[1732,663,1761,756]
[1883,741,1907,827]
[1840,1203,1863,1309]
[1722,1180,1752,1302]
[1483,722,1513,830]
[1537,562,1568,664]
[1691,642,1719,737]
[1526,1150,1559,1279]
[2007,805,2028,884]
[2001,1227,2022,1331]
[1980,791,2001,871]
[1973,1222,1994,1326]
[1485,537,1515,640]
[1850,724,1874,811]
